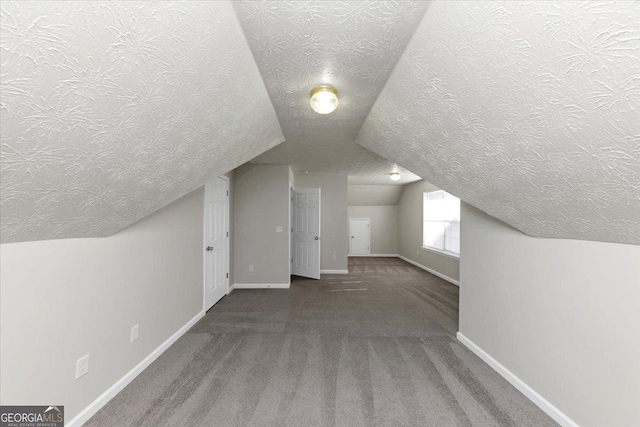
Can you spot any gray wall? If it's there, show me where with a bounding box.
[348,206,398,255]
[225,171,235,285]
[398,180,460,281]
[233,164,290,284]
[348,185,404,206]
[459,203,640,427]
[0,188,205,421]
[294,174,348,272]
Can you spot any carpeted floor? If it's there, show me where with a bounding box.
[87,257,556,426]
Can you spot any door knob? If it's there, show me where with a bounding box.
[206,246,213,251]
[315,236,320,240]
[351,236,354,238]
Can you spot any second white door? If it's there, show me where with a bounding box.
[350,218,370,255]
[292,188,321,279]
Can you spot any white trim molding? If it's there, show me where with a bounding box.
[397,255,460,286]
[420,246,460,260]
[234,283,291,289]
[320,270,349,274]
[227,284,235,294]
[66,310,205,427]
[456,332,579,427]
[348,254,398,257]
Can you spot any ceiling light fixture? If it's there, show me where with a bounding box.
[389,172,401,181]
[310,85,339,114]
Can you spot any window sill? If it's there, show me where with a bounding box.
[421,246,460,260]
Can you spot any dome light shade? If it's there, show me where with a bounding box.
[310,85,339,114]
[389,172,401,181]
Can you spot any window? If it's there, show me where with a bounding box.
[423,190,460,257]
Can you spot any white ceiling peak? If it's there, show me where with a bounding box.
[234,1,427,185]
[357,1,640,245]
[0,1,283,243]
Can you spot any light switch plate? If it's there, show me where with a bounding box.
[131,324,139,343]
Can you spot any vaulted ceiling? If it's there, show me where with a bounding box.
[0,1,283,243]
[233,1,424,185]
[1,1,638,245]
[357,1,640,245]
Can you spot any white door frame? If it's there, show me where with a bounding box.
[203,175,230,312]
[349,218,370,255]
[292,188,321,279]
[289,184,294,277]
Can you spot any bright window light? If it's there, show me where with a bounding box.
[423,190,460,257]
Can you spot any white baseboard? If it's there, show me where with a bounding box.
[227,284,235,294]
[233,283,290,289]
[348,254,398,257]
[66,310,205,427]
[456,332,578,427]
[397,255,460,286]
[321,270,349,274]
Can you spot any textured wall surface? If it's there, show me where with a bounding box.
[234,1,425,185]
[357,1,640,244]
[0,1,283,243]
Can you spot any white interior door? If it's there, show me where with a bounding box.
[204,177,229,311]
[292,188,321,279]
[350,218,370,255]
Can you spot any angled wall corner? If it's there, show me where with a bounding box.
[356,1,640,245]
[0,1,284,243]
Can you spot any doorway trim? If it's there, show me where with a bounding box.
[203,175,231,313]
[289,184,294,278]
[349,217,371,256]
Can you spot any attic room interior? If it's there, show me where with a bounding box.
[0,1,638,426]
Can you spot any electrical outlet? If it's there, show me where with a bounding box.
[249,265,254,272]
[131,324,139,343]
[332,254,336,261]
[276,226,283,233]
[76,354,90,380]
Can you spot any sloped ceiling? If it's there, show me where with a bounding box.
[0,1,284,243]
[348,185,404,206]
[233,1,424,185]
[357,1,640,245]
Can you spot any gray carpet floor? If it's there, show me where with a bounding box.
[87,257,557,426]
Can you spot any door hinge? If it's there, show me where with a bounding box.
[226,231,229,237]
[226,273,229,278]
[227,190,229,196]
[291,258,293,263]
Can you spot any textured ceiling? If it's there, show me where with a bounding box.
[0,1,284,243]
[233,1,425,186]
[348,185,404,206]
[357,1,640,245]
